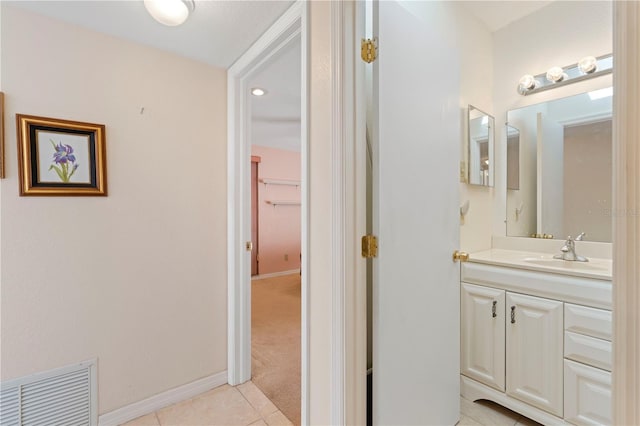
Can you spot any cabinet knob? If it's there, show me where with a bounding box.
[510,306,516,324]
[492,301,497,318]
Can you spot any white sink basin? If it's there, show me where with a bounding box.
[522,256,610,273]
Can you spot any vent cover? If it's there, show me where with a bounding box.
[1,359,97,426]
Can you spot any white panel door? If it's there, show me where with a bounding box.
[372,2,461,424]
[506,292,564,416]
[461,283,505,391]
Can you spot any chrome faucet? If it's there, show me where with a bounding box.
[554,233,588,262]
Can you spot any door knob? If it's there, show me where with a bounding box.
[452,250,469,262]
[246,241,253,252]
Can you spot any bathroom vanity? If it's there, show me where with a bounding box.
[460,249,612,426]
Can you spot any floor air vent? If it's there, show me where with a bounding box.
[1,359,97,426]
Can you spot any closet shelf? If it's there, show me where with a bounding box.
[266,200,301,206]
[260,178,300,187]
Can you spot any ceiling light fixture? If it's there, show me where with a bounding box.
[251,88,267,97]
[144,0,195,27]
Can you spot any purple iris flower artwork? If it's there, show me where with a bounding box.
[49,139,79,183]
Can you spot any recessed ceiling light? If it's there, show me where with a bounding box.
[251,88,267,97]
[144,0,195,27]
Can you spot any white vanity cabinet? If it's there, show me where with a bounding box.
[461,285,564,417]
[460,258,613,426]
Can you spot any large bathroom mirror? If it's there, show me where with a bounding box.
[506,88,613,242]
[468,105,495,187]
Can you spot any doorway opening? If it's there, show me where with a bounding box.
[227,2,308,425]
[248,40,303,420]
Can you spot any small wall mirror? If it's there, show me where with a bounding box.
[468,105,495,187]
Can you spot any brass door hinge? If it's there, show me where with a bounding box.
[362,235,378,258]
[361,38,377,63]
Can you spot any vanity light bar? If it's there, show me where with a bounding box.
[517,53,612,96]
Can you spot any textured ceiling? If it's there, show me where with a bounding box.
[7,0,295,68]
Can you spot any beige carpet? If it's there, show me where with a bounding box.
[251,274,301,425]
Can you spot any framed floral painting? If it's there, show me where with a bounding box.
[17,114,107,196]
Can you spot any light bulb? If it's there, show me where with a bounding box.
[518,74,537,93]
[144,0,194,27]
[578,56,598,74]
[546,66,567,83]
[251,88,267,96]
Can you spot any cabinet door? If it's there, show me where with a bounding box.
[506,292,563,416]
[564,359,612,426]
[461,283,505,391]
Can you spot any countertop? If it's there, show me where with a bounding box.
[468,249,612,281]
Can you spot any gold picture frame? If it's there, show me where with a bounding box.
[0,92,5,179]
[17,114,107,196]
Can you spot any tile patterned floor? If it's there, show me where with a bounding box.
[121,381,293,426]
[122,381,541,426]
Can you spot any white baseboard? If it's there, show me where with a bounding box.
[98,371,227,426]
[251,269,300,280]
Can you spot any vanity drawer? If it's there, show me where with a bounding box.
[564,359,612,426]
[565,304,612,341]
[564,332,612,371]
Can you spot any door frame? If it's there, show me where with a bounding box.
[226,1,309,423]
[612,2,640,424]
[328,1,367,424]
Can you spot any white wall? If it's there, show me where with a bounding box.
[493,1,613,238]
[454,2,495,254]
[0,6,228,415]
